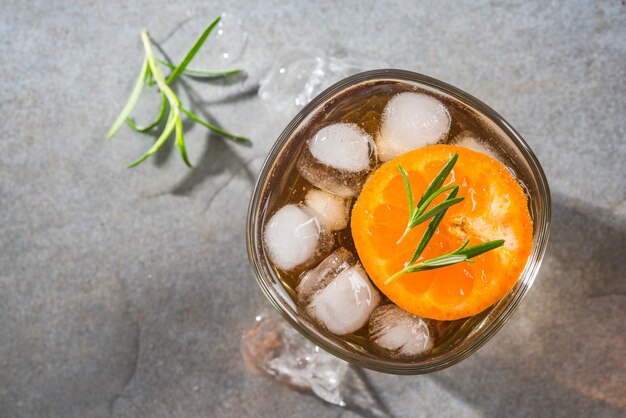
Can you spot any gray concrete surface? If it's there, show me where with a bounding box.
[1,1,625,417]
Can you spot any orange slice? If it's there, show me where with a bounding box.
[351,144,532,320]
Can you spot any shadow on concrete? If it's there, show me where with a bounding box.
[111,192,625,416]
[548,194,625,298]
[166,76,256,197]
[429,192,626,416]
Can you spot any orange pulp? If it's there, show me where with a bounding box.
[351,144,533,320]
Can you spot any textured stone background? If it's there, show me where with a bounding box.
[1,1,625,417]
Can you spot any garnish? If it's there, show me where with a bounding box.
[396,153,463,243]
[351,145,532,320]
[384,239,505,285]
[386,154,505,285]
[107,17,250,168]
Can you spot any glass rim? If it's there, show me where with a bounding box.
[246,69,551,374]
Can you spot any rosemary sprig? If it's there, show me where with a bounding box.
[396,154,463,243]
[385,239,505,285]
[107,17,249,168]
[386,154,505,285]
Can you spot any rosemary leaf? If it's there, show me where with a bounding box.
[166,17,221,84]
[398,165,414,218]
[180,106,250,143]
[410,254,468,271]
[417,153,458,207]
[456,239,505,259]
[107,57,149,139]
[175,117,192,167]
[456,239,470,252]
[126,92,167,132]
[395,165,416,243]
[127,111,177,168]
[158,60,241,78]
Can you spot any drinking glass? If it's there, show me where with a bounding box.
[247,69,551,374]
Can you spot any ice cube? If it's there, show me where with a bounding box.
[377,92,451,162]
[368,304,434,358]
[258,48,389,118]
[310,123,372,172]
[451,131,503,162]
[241,311,392,417]
[304,188,350,231]
[298,123,375,197]
[258,48,326,116]
[306,263,381,335]
[264,204,334,271]
[297,248,356,306]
